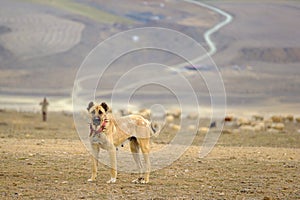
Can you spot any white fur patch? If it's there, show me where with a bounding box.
[115,115,150,138]
[107,178,116,183]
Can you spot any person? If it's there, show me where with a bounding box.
[39,97,49,122]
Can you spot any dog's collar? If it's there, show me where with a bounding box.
[89,119,109,136]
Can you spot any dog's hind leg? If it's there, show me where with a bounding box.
[88,144,99,182]
[129,137,144,183]
[139,138,151,184]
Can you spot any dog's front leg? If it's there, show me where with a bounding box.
[88,144,99,182]
[107,147,117,183]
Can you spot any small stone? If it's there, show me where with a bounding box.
[222,129,232,134]
[263,196,272,200]
[240,188,250,193]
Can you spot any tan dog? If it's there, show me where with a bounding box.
[87,102,158,184]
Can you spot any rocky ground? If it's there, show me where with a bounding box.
[0,110,300,199]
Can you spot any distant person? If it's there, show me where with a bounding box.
[210,121,216,128]
[39,97,49,122]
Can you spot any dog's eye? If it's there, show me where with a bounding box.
[99,110,103,115]
[91,110,95,114]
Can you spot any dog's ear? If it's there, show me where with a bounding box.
[100,102,109,112]
[87,101,94,111]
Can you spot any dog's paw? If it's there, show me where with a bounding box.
[87,178,96,182]
[140,179,149,184]
[106,178,116,184]
[132,177,145,184]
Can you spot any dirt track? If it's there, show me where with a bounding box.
[1,111,300,199]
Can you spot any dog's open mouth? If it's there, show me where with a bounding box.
[92,117,101,126]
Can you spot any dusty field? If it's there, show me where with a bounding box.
[1,110,300,199]
[211,0,300,111]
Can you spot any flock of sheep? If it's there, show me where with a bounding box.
[118,108,300,134]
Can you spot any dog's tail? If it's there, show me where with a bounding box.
[150,122,162,137]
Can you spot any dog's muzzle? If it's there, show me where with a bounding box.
[92,116,101,126]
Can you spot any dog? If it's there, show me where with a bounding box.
[87,101,159,184]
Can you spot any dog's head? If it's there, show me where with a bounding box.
[87,102,109,126]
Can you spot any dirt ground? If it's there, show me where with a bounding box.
[1,110,300,199]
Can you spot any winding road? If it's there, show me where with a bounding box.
[180,0,233,65]
[74,0,233,98]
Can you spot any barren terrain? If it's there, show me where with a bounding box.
[210,1,300,110]
[1,1,300,198]
[1,110,300,199]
